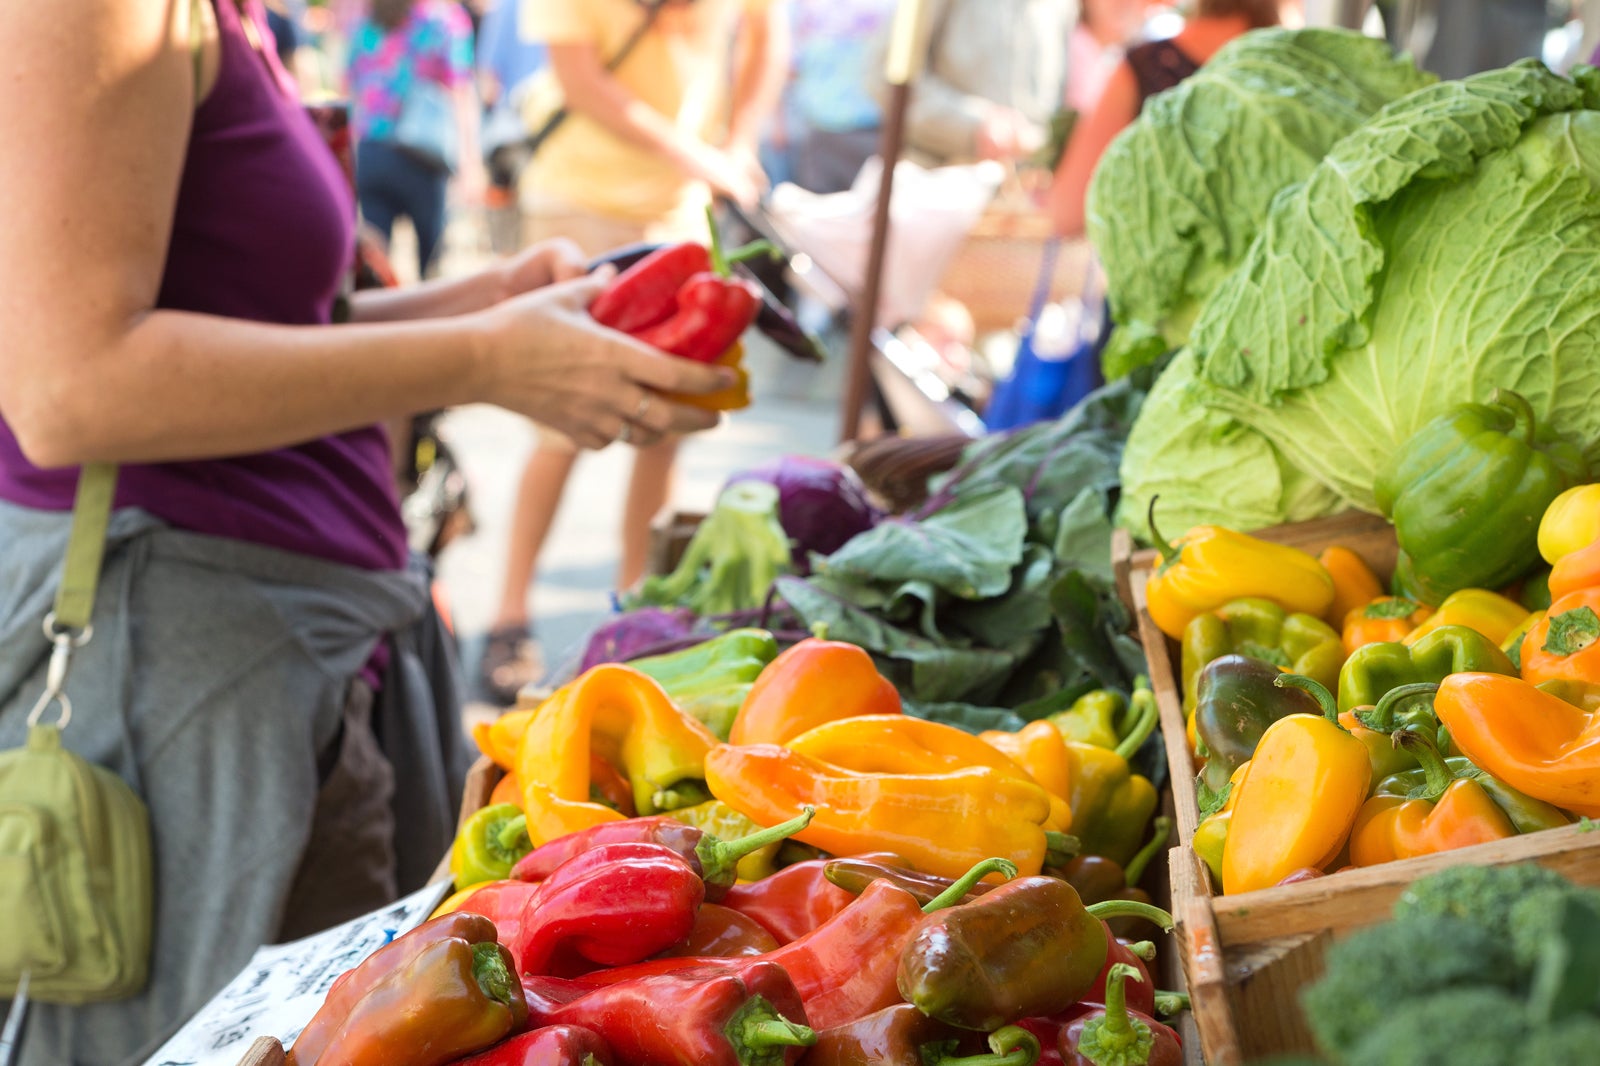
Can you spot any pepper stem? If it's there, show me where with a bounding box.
[1490,388,1537,448]
[1101,964,1143,1039]
[1154,991,1191,1018]
[1114,679,1158,761]
[1122,816,1172,887]
[924,858,1017,913]
[1127,940,1158,962]
[1045,832,1082,866]
[1357,682,1441,734]
[1394,729,1455,801]
[652,780,713,812]
[724,994,817,1064]
[470,942,519,1008]
[698,806,815,886]
[706,204,729,276]
[923,1026,1042,1066]
[1085,899,1175,931]
[1147,496,1178,565]
[495,814,529,853]
[1274,673,1341,726]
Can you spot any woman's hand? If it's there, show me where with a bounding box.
[478,270,732,450]
[495,237,589,300]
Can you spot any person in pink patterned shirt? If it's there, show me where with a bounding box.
[347,0,479,276]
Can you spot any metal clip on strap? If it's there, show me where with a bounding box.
[27,462,117,730]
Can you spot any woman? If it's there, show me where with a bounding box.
[0,0,730,1062]
[1049,0,1280,237]
[348,0,479,277]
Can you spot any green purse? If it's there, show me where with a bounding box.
[0,463,153,1003]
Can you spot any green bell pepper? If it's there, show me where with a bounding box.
[1375,389,1586,605]
[1180,597,1344,711]
[1374,733,1574,835]
[1192,654,1323,792]
[1049,689,1132,751]
[449,803,532,889]
[627,628,779,740]
[1335,624,1517,713]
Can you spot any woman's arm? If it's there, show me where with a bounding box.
[0,0,727,467]
[546,41,753,205]
[1049,62,1140,239]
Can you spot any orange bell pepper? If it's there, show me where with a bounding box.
[1347,732,1517,867]
[1220,675,1371,894]
[488,771,521,808]
[515,664,719,845]
[1402,588,1529,649]
[783,714,1071,833]
[1143,504,1335,639]
[1319,546,1385,629]
[1519,588,1600,687]
[728,637,901,746]
[1433,672,1600,817]
[704,743,1060,879]
[1341,596,1433,656]
[1549,536,1600,601]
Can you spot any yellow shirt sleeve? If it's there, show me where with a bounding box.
[519,0,599,45]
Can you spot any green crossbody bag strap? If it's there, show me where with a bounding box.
[52,463,118,633]
[27,463,119,731]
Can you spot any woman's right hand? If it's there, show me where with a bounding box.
[476,270,733,450]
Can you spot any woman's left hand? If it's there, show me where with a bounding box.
[496,237,589,301]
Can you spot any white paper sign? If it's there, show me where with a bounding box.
[143,880,452,1066]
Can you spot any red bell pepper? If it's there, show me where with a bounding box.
[1058,965,1183,1066]
[510,808,813,902]
[1081,934,1157,1018]
[589,243,713,335]
[447,1025,615,1066]
[572,858,1013,1030]
[520,962,815,1066]
[718,852,903,944]
[661,902,780,958]
[630,213,776,365]
[463,841,703,977]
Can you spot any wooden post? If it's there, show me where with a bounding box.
[838,0,927,444]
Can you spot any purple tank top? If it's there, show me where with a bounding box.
[0,0,406,572]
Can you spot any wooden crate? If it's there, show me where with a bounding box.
[1113,510,1600,1065]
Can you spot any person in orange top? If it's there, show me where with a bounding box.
[1048,0,1281,239]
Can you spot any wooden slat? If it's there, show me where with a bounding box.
[1211,821,1600,945]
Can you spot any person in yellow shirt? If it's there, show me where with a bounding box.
[480,0,787,703]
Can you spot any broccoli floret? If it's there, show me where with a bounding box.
[1507,885,1600,970]
[1343,988,1533,1066]
[625,481,792,616]
[1391,862,1575,943]
[1524,1013,1600,1058]
[1300,915,1516,1060]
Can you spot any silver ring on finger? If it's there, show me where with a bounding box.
[616,421,634,446]
[634,393,652,422]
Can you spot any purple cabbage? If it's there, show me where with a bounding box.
[727,456,883,574]
[577,607,697,672]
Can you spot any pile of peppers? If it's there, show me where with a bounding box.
[1156,394,1600,894]
[588,207,779,412]
[308,613,1185,1066]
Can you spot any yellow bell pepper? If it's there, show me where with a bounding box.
[1221,675,1371,894]
[1402,588,1530,649]
[1143,505,1335,639]
[514,664,719,845]
[979,720,1074,804]
[1539,483,1600,564]
[790,714,1072,833]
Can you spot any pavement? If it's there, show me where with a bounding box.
[418,209,850,705]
